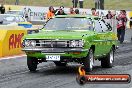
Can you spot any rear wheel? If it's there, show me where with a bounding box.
[83,49,94,72]
[54,61,67,67]
[101,48,114,68]
[27,57,38,72]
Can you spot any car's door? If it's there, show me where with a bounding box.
[94,20,109,57]
[99,19,113,54]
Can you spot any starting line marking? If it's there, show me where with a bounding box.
[0,54,27,60]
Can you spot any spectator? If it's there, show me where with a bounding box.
[9,7,11,11]
[117,10,127,43]
[79,0,83,8]
[56,6,67,15]
[91,8,99,16]
[23,8,29,21]
[130,17,132,29]
[15,0,19,5]
[69,7,75,14]
[95,0,100,9]
[75,9,79,14]
[72,0,78,8]
[111,11,116,19]
[106,11,113,19]
[47,6,55,19]
[0,4,5,14]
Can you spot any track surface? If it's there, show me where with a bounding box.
[0,43,132,88]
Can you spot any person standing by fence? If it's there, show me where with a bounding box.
[0,4,5,14]
[56,6,67,15]
[69,7,75,14]
[130,17,132,29]
[72,0,78,8]
[91,8,99,16]
[106,11,113,19]
[75,9,79,14]
[117,10,127,44]
[15,0,19,5]
[79,0,83,8]
[46,6,55,20]
[94,0,100,9]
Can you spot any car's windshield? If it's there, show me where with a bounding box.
[44,18,94,30]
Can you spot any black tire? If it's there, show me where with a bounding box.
[83,49,94,72]
[54,61,67,67]
[101,48,114,68]
[27,57,38,72]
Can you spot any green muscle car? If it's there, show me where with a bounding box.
[22,15,118,72]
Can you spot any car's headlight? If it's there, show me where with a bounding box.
[70,40,84,47]
[30,40,36,47]
[23,40,36,47]
[24,40,30,47]
[78,40,84,47]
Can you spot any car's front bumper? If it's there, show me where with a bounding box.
[22,48,88,52]
[22,48,88,58]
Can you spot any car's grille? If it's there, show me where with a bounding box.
[36,40,69,48]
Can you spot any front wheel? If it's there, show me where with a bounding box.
[83,49,94,72]
[101,48,114,68]
[27,57,38,72]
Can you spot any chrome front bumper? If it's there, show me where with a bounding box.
[22,48,88,53]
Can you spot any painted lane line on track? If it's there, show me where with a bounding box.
[0,54,27,60]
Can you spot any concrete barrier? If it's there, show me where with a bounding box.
[0,26,27,57]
